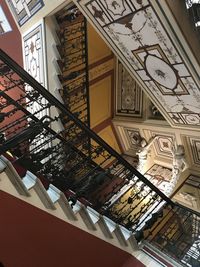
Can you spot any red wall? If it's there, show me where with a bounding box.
[0,1,26,139]
[0,6,144,267]
[0,190,144,267]
[0,0,22,66]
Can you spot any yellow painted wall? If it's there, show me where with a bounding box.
[87,21,121,153]
[91,125,120,166]
[89,76,112,128]
[87,23,112,65]
[87,20,113,128]
[98,125,120,154]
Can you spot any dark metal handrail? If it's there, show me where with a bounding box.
[56,6,91,128]
[0,48,172,204]
[0,48,174,233]
[144,202,200,267]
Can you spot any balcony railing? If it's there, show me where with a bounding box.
[56,5,91,127]
[143,202,200,267]
[0,48,174,233]
[1,48,199,266]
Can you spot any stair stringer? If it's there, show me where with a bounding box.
[0,155,139,254]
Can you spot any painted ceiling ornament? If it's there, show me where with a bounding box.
[121,67,137,109]
[30,57,37,78]
[170,98,200,114]
[111,10,148,35]
[30,41,35,53]
[144,54,178,90]
[91,5,105,23]
[156,136,173,154]
[185,114,200,124]
[105,0,126,16]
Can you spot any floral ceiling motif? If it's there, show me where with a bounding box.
[75,0,200,128]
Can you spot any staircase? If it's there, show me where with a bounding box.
[1,46,199,266]
[55,5,90,127]
[0,154,137,254]
[0,45,171,228]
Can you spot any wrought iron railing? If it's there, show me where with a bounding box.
[55,5,90,127]
[0,48,173,233]
[136,202,200,267]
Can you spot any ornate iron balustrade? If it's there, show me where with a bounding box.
[0,48,173,233]
[137,202,200,267]
[56,5,90,128]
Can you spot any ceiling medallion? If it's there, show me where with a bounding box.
[144,54,178,90]
[105,0,126,16]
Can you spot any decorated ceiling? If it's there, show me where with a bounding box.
[7,0,44,26]
[75,0,200,129]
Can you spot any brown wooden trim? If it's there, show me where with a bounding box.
[110,69,115,118]
[111,121,123,153]
[92,117,123,153]
[143,246,174,267]
[89,53,114,70]
[89,68,114,85]
[92,118,111,133]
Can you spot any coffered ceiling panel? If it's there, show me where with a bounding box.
[7,0,44,26]
[113,120,193,169]
[148,130,175,159]
[124,127,141,151]
[182,135,200,169]
[75,0,200,129]
[116,61,143,117]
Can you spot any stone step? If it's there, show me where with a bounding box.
[47,184,76,220]
[0,155,138,254]
[23,172,55,210]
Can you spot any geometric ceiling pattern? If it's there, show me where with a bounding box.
[116,61,143,117]
[113,124,177,161]
[7,0,44,26]
[183,135,200,169]
[75,0,200,129]
[188,136,200,166]
[23,22,48,120]
[116,60,165,121]
[113,120,199,170]
[148,131,175,159]
[123,127,141,150]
